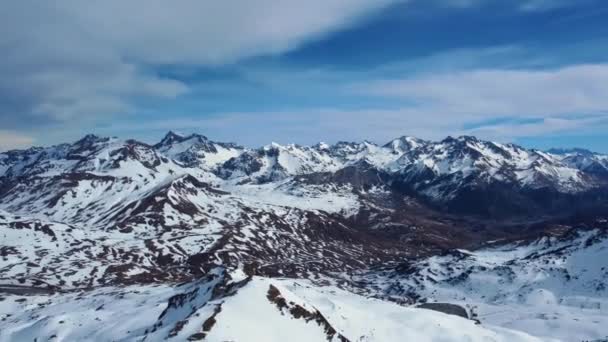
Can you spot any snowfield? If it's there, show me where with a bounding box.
[353,229,608,341]
[0,273,550,342]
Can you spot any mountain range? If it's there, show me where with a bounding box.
[1,132,607,341]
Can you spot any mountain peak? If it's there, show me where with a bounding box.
[156,131,187,146]
[314,142,330,150]
[157,131,213,147]
[72,134,112,149]
[185,133,209,141]
[264,142,283,150]
[384,136,425,152]
[75,133,105,143]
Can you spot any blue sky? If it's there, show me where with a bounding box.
[1,0,608,152]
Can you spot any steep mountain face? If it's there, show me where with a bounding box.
[1,132,607,341]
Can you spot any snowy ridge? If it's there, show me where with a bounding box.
[154,131,244,168]
[0,268,548,342]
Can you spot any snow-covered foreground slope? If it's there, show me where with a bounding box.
[355,227,608,341]
[0,270,547,342]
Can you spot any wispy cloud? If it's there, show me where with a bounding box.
[466,116,608,141]
[0,0,399,126]
[355,64,608,119]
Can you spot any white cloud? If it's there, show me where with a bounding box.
[0,0,398,124]
[466,116,608,141]
[356,64,608,120]
[61,0,399,65]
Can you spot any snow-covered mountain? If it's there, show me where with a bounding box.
[396,136,589,194]
[154,131,244,168]
[548,148,608,180]
[1,132,607,341]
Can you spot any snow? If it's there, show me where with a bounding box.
[224,179,360,216]
[204,279,332,342]
[0,285,171,341]
[0,275,550,342]
[355,229,608,341]
[283,279,548,342]
[157,134,243,168]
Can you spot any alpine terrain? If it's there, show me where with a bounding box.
[1,132,607,341]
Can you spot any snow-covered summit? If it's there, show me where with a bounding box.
[154,131,244,168]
